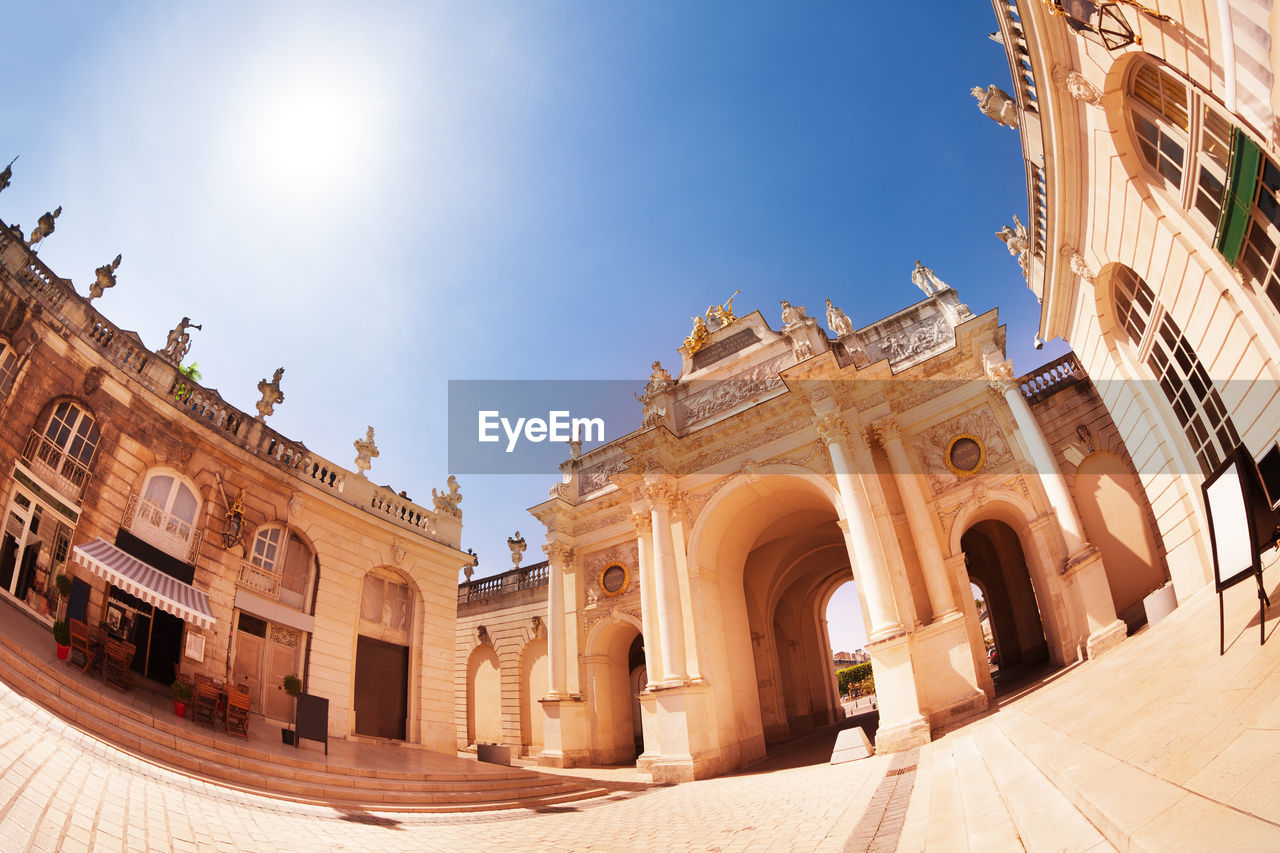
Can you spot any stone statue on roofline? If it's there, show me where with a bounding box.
[0,156,16,195]
[911,260,951,296]
[972,84,1019,129]
[780,299,807,328]
[27,206,61,249]
[353,425,379,477]
[89,254,122,300]
[256,367,285,418]
[508,531,527,568]
[160,316,201,363]
[432,475,463,518]
[825,298,854,337]
[996,215,1030,277]
[705,289,740,331]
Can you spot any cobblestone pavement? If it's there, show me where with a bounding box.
[0,680,887,853]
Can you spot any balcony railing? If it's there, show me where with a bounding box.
[1019,353,1083,404]
[459,561,550,603]
[236,561,281,600]
[21,430,90,503]
[121,494,203,563]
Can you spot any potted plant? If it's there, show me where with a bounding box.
[171,680,193,717]
[52,620,70,660]
[281,674,303,744]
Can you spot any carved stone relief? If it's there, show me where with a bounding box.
[675,353,789,429]
[914,405,1014,495]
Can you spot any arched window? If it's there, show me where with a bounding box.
[360,570,413,645]
[1129,64,1233,231]
[249,526,314,611]
[1127,61,1280,316]
[1113,267,1239,474]
[131,471,201,560]
[0,340,18,397]
[26,400,100,500]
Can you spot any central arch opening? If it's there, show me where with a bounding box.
[961,519,1048,685]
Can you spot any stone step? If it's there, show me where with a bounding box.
[909,718,1113,853]
[995,709,1280,852]
[0,629,616,812]
[968,721,1111,852]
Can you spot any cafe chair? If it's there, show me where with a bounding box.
[225,688,250,739]
[68,619,91,673]
[192,682,220,728]
[103,640,136,692]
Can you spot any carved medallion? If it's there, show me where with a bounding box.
[600,562,630,597]
[946,433,986,476]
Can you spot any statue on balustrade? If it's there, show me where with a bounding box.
[996,215,1030,276]
[28,206,61,249]
[160,316,201,363]
[0,156,16,195]
[432,475,463,518]
[88,254,123,301]
[256,367,285,418]
[353,426,379,477]
[972,84,1019,129]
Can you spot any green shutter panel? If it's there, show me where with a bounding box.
[1215,127,1261,266]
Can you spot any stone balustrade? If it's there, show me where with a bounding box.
[1018,352,1083,404]
[87,317,150,377]
[122,493,204,564]
[458,560,550,605]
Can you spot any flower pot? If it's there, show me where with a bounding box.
[173,701,188,718]
[281,728,296,745]
[56,643,70,661]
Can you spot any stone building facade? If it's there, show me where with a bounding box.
[520,291,1162,782]
[0,218,470,753]
[987,0,1280,608]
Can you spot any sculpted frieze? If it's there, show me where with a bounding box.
[914,404,1014,496]
[675,353,790,429]
[579,457,629,496]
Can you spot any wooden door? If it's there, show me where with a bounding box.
[263,625,299,721]
[233,632,265,712]
[354,635,408,740]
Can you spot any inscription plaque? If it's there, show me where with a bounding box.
[600,563,630,596]
[692,327,761,370]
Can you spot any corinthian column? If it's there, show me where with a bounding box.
[544,542,574,698]
[815,410,903,640]
[645,478,688,684]
[631,507,663,685]
[871,415,958,618]
[986,359,1088,556]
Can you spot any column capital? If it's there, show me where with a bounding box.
[631,511,652,535]
[543,542,576,565]
[813,410,850,448]
[643,481,680,507]
[868,414,902,448]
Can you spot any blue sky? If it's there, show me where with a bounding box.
[1,2,1049,654]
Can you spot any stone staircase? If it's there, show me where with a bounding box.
[0,623,624,813]
[895,719,1111,852]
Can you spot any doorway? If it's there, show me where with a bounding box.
[231,612,302,719]
[354,635,409,740]
[961,520,1048,673]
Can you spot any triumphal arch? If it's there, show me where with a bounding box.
[530,284,1129,782]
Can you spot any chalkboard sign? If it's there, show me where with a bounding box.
[295,693,328,754]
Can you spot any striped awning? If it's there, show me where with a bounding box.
[71,538,216,630]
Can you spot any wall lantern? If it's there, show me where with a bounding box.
[1046,0,1171,51]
